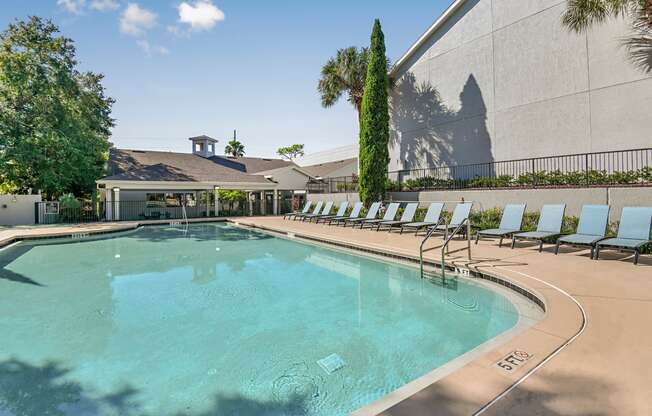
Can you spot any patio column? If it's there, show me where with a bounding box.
[214,187,220,217]
[205,190,210,217]
[260,191,265,216]
[105,188,113,221]
[248,192,253,216]
[273,189,278,215]
[113,187,120,221]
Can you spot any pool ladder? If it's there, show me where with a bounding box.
[419,219,471,280]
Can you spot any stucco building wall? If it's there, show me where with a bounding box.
[389,0,652,172]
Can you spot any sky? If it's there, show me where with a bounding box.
[0,0,449,157]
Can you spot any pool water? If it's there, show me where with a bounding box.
[0,223,532,416]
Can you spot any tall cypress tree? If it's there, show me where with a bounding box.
[358,19,389,207]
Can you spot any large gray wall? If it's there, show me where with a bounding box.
[389,0,652,171]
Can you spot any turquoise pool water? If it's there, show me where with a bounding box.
[0,223,527,416]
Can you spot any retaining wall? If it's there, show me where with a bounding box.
[311,187,652,221]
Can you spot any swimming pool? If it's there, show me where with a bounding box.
[0,223,540,416]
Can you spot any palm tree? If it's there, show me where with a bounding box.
[224,139,245,157]
[318,47,369,122]
[562,0,652,72]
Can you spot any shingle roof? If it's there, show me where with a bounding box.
[300,158,357,178]
[208,155,296,173]
[102,149,270,183]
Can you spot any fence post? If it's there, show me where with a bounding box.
[531,159,536,188]
[585,153,590,185]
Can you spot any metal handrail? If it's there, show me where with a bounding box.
[181,202,189,228]
[440,218,471,280]
[419,217,444,279]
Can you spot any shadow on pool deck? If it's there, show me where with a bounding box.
[0,358,311,416]
[380,370,615,416]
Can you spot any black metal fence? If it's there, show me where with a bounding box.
[320,148,652,193]
[35,198,294,225]
[306,175,359,194]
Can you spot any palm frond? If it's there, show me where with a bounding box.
[623,1,652,72]
[562,0,634,32]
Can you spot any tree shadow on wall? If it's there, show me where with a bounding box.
[390,72,493,173]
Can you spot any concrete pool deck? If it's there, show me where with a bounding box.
[1,217,650,415]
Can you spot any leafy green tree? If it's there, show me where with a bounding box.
[562,0,652,72]
[277,144,305,161]
[224,139,245,157]
[358,19,390,206]
[218,189,247,213]
[0,17,114,198]
[318,47,369,122]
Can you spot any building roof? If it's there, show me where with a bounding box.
[300,157,357,178]
[103,149,269,184]
[296,144,359,166]
[390,0,467,77]
[209,155,296,173]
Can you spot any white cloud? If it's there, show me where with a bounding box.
[178,0,225,31]
[136,40,170,56]
[58,0,86,14]
[166,25,187,37]
[90,0,119,11]
[120,3,157,36]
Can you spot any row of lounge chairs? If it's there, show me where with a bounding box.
[284,201,652,265]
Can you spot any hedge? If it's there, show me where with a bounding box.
[386,167,652,192]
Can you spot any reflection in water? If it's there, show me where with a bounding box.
[0,223,530,416]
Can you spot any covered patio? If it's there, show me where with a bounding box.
[96,179,293,221]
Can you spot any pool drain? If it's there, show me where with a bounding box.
[317,353,346,375]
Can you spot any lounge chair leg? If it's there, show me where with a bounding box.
[555,240,560,255]
[400,227,404,234]
[511,236,516,249]
[594,245,600,260]
[590,246,595,260]
[539,240,543,253]
[499,237,503,248]
[634,249,639,265]
[475,233,479,245]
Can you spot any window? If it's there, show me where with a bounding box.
[162,193,196,207]
[209,144,214,153]
[195,142,204,152]
[145,193,165,208]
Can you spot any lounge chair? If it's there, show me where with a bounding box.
[358,203,400,229]
[377,203,419,232]
[315,201,349,224]
[429,202,473,238]
[476,204,527,247]
[511,204,566,252]
[400,202,444,235]
[303,201,333,222]
[329,202,363,225]
[595,207,652,265]
[343,202,381,227]
[555,205,610,259]
[293,201,323,221]
[283,200,312,220]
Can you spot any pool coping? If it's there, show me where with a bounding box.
[0,218,586,415]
